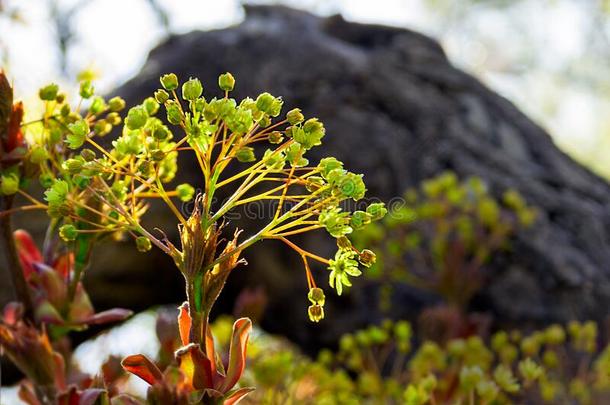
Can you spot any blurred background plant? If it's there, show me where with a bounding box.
[144,314,610,404]
[353,172,537,341]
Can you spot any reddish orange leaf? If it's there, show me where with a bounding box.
[219,318,252,393]
[121,354,163,386]
[14,229,43,279]
[177,302,191,346]
[176,343,214,390]
[224,387,255,405]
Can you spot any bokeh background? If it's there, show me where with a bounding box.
[2,0,610,177]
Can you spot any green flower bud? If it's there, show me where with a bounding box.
[62,157,84,174]
[308,287,325,306]
[154,89,170,104]
[286,108,304,125]
[108,96,126,112]
[106,112,121,126]
[358,249,376,267]
[150,149,165,161]
[160,73,179,91]
[83,161,103,176]
[182,78,203,100]
[339,334,356,352]
[79,80,95,99]
[136,236,152,252]
[521,336,540,356]
[193,98,206,114]
[166,101,182,125]
[262,149,285,170]
[80,149,96,162]
[318,157,343,179]
[256,92,274,113]
[143,97,159,116]
[60,104,71,117]
[66,120,89,149]
[125,105,148,130]
[0,173,19,195]
[308,304,324,322]
[268,130,284,144]
[55,93,66,103]
[336,172,366,200]
[258,115,271,128]
[73,174,90,189]
[542,349,559,368]
[89,96,107,115]
[176,183,195,202]
[544,324,566,345]
[336,236,352,250]
[518,358,543,382]
[29,147,48,164]
[218,72,235,91]
[476,381,499,403]
[366,203,387,221]
[39,173,54,188]
[351,210,372,230]
[93,120,112,136]
[236,146,256,163]
[305,176,325,192]
[57,203,73,217]
[59,224,78,241]
[460,366,484,390]
[493,365,520,393]
[39,83,59,101]
[256,92,283,117]
[153,125,170,141]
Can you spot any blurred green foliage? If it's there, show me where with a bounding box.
[353,172,536,311]
[203,317,610,404]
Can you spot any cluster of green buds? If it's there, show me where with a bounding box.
[205,314,610,404]
[307,318,610,404]
[353,172,537,311]
[6,72,383,331]
[0,70,387,405]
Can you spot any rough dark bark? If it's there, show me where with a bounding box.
[3,5,610,352]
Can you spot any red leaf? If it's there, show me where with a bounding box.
[57,386,79,405]
[177,302,191,346]
[121,354,163,386]
[205,325,217,378]
[54,253,73,279]
[224,387,255,405]
[14,229,42,279]
[219,318,252,393]
[53,351,67,390]
[83,308,133,325]
[2,301,23,325]
[78,388,108,405]
[7,101,24,151]
[37,263,67,307]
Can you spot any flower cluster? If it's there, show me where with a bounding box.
[0,70,382,404]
